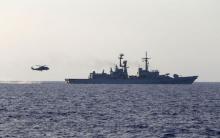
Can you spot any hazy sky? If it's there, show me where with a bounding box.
[0,0,219,81]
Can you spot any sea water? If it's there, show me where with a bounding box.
[0,83,219,138]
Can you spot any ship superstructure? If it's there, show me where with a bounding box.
[65,52,198,84]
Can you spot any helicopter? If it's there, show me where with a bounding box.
[31,65,49,71]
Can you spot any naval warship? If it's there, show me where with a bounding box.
[65,52,198,84]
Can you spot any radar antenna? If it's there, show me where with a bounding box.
[142,52,150,71]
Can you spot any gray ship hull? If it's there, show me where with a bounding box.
[65,76,198,84]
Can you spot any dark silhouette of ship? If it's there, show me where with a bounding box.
[65,52,198,84]
[31,65,49,71]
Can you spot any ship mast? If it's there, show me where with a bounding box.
[119,53,124,68]
[142,52,150,72]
